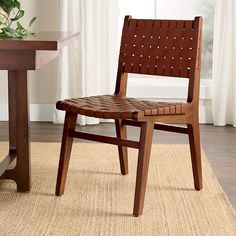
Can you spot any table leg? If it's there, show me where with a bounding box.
[5,70,31,192]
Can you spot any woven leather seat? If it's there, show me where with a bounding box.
[55,16,203,217]
[57,95,187,120]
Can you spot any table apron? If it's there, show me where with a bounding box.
[0,50,60,70]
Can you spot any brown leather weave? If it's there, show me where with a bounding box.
[119,17,201,78]
[57,16,201,121]
[57,95,187,120]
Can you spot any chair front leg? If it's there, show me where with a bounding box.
[187,119,202,190]
[55,112,77,196]
[133,121,154,217]
[115,119,128,175]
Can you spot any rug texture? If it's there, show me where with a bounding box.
[0,142,235,236]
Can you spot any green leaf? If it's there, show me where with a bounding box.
[0,22,6,29]
[16,21,27,35]
[10,9,24,21]
[0,15,4,24]
[29,16,36,28]
[0,0,21,13]
[0,22,5,33]
[1,27,23,38]
[13,0,20,9]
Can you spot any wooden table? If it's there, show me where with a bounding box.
[0,32,79,192]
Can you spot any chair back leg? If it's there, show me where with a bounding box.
[115,119,128,175]
[55,112,77,196]
[187,120,202,190]
[133,122,154,217]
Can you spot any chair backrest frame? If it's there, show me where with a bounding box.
[115,15,203,105]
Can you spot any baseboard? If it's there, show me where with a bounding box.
[0,104,55,122]
[0,101,213,124]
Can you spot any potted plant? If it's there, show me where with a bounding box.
[0,0,36,38]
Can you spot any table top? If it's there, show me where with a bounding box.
[0,31,79,51]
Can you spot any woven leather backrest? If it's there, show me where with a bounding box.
[119,16,202,78]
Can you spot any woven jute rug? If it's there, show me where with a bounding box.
[0,142,235,236]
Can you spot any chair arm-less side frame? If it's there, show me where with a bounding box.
[55,15,203,217]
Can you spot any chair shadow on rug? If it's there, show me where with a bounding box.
[55,15,203,217]
[78,169,121,176]
[156,186,195,192]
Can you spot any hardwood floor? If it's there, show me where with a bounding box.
[0,122,235,209]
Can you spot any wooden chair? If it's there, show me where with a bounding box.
[55,16,203,217]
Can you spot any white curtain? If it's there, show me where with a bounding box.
[212,0,236,127]
[54,0,119,125]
